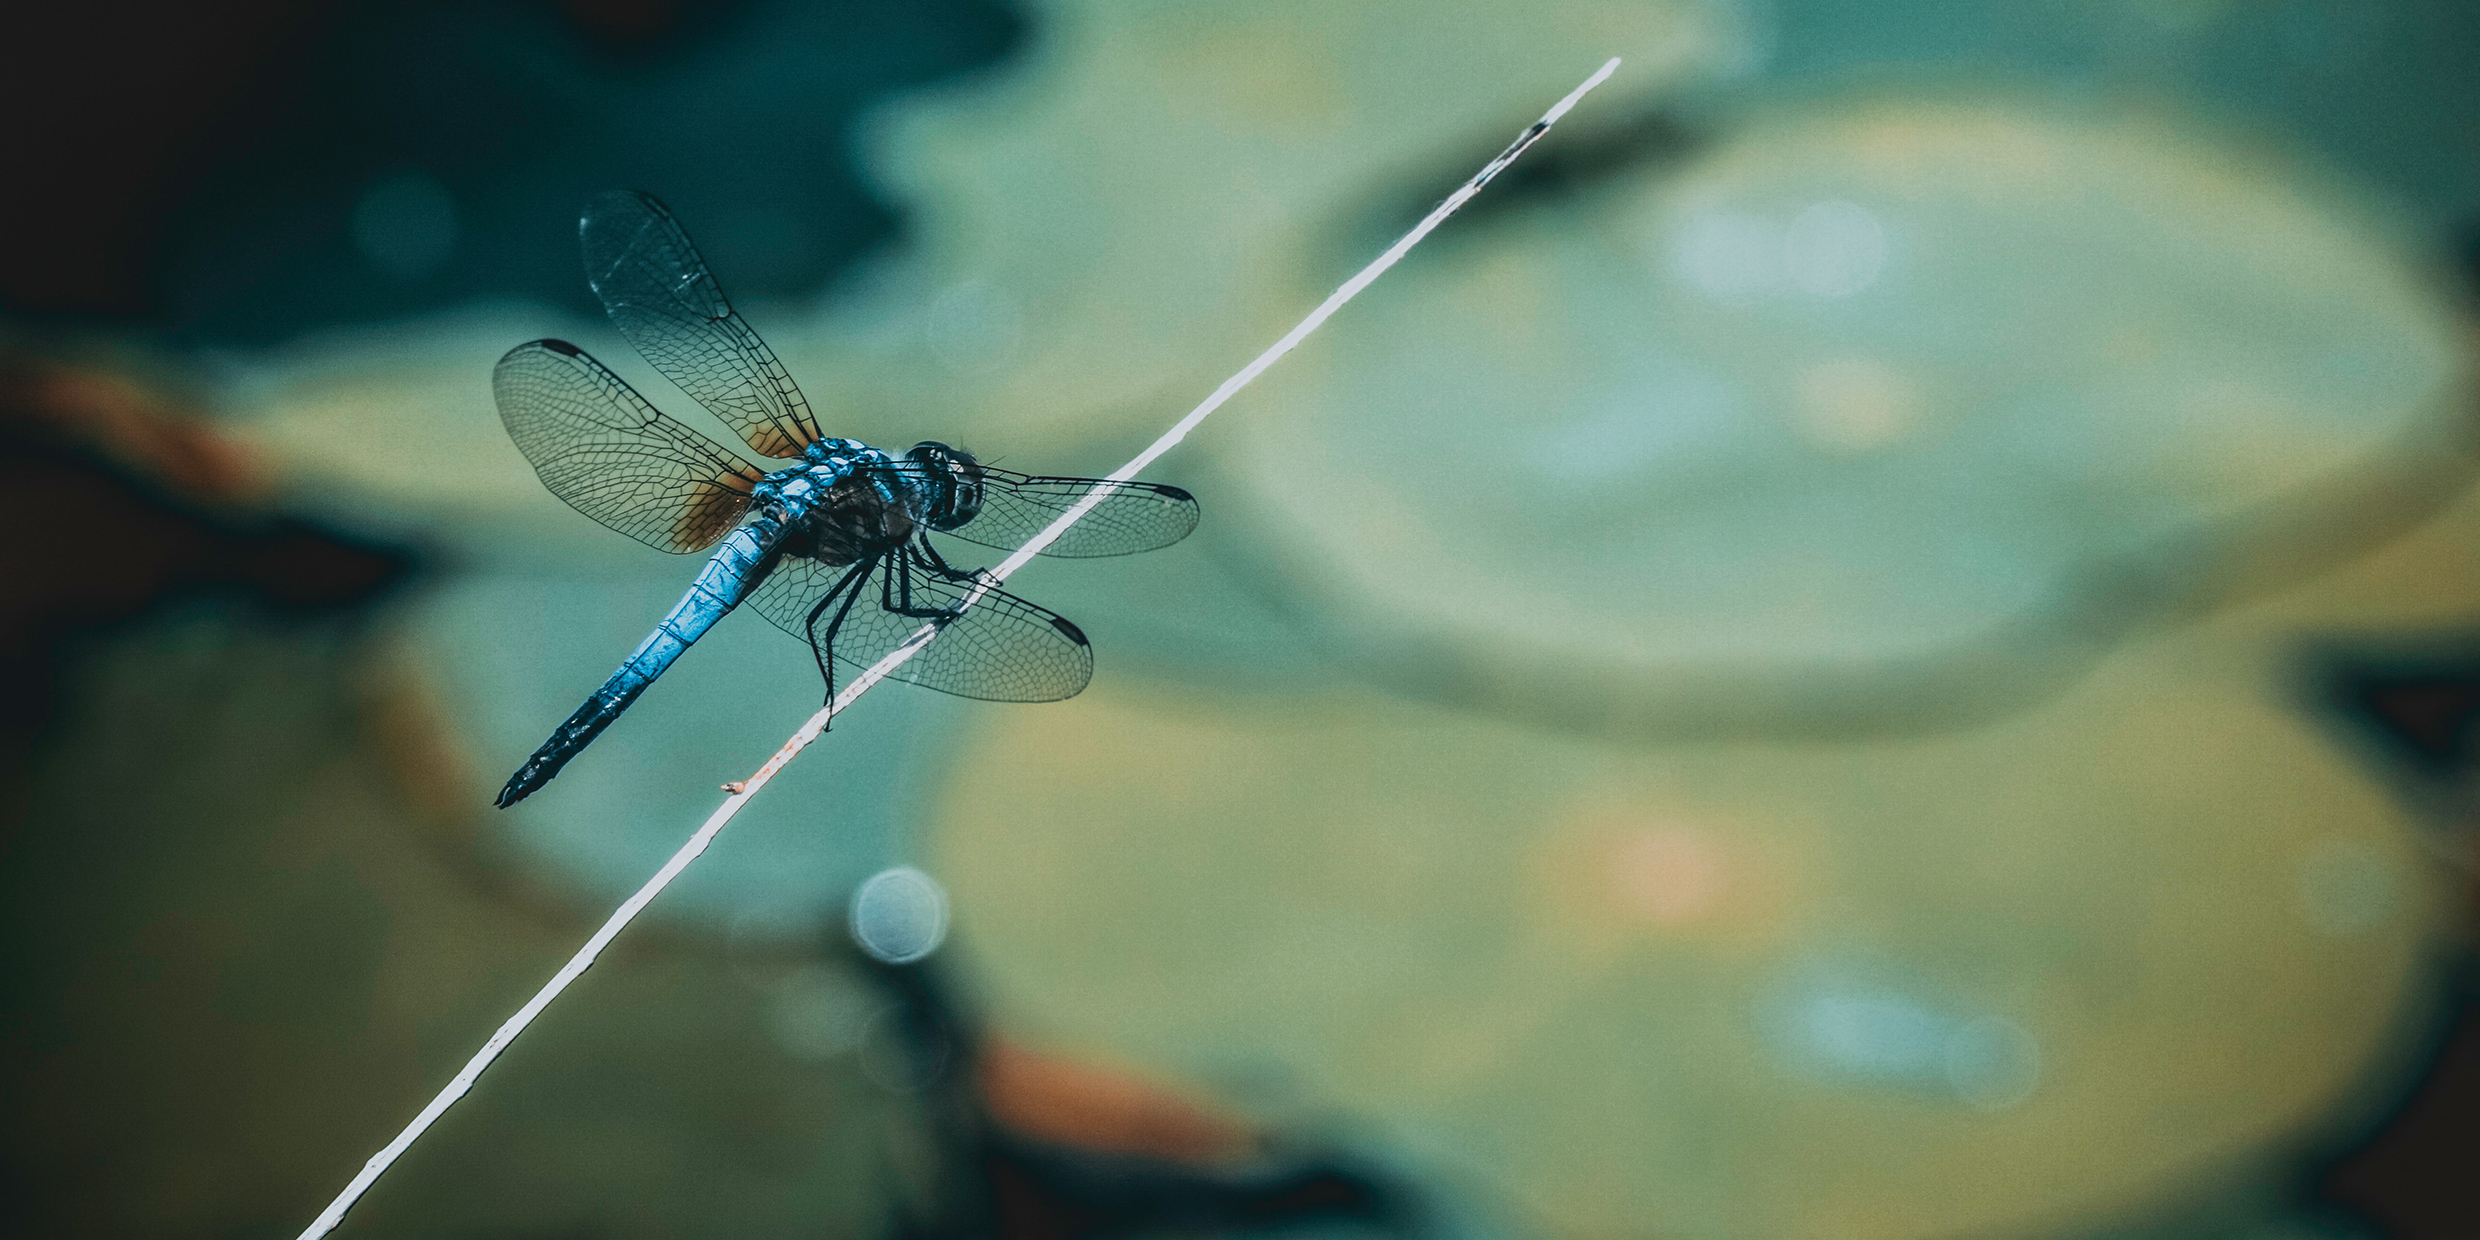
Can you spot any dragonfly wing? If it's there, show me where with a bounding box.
[747,552,1094,703]
[937,467,1199,558]
[495,339,763,553]
[578,189,823,460]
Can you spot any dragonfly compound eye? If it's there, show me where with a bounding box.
[906,441,985,531]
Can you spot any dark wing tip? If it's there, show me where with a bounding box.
[495,339,581,377]
[1154,484,1196,503]
[1050,615,1090,646]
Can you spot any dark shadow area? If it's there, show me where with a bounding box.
[2,0,1025,345]
[2297,633,2480,1240]
[2316,958,2480,1240]
[2306,631,2480,850]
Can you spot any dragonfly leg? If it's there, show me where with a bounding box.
[911,535,986,585]
[884,547,967,622]
[803,557,876,712]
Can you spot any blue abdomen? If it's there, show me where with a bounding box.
[495,516,785,807]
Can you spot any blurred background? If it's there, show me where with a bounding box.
[3,1,2477,1237]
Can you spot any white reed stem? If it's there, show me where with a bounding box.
[297,57,1618,1240]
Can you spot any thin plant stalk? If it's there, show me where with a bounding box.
[296,56,1619,1240]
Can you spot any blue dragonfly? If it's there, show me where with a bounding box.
[493,191,1198,807]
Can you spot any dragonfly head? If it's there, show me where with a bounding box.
[904,441,985,532]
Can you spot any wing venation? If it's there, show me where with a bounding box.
[927,467,1200,559]
[746,552,1093,702]
[494,339,763,553]
[580,190,823,460]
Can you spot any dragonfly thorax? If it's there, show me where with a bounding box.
[754,451,897,567]
[753,440,983,567]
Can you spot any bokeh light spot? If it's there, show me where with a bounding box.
[850,866,950,963]
[1768,972,2041,1108]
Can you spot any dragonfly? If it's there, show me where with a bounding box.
[492,190,1198,808]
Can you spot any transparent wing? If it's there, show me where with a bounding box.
[495,339,763,554]
[935,467,1199,558]
[747,551,1094,703]
[578,189,823,460]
